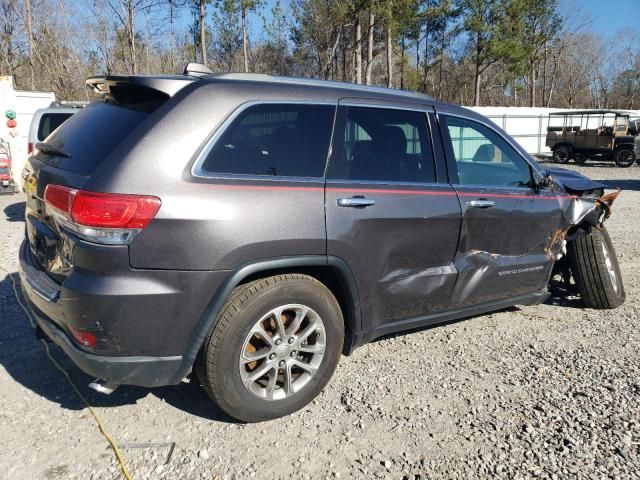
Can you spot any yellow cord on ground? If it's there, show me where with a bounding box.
[5,267,133,480]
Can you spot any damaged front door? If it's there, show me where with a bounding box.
[439,114,564,306]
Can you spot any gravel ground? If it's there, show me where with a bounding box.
[0,160,638,480]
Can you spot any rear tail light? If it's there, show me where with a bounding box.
[44,185,161,244]
[28,142,33,154]
[68,326,96,349]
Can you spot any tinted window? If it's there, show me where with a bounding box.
[201,104,335,177]
[329,106,435,183]
[442,115,531,187]
[37,113,74,141]
[37,101,151,175]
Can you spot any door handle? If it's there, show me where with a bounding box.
[467,199,495,208]
[337,196,376,208]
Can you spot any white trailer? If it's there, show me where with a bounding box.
[0,76,55,189]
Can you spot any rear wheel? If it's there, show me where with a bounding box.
[614,147,636,168]
[553,145,571,164]
[568,226,625,309]
[196,274,344,422]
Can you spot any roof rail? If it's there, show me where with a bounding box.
[206,72,435,101]
[183,63,214,78]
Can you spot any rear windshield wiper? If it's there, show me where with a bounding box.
[36,142,71,158]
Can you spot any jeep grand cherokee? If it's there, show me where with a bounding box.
[19,64,624,422]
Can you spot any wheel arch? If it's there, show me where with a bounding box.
[180,256,362,373]
[552,143,573,152]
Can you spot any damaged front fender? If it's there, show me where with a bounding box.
[546,168,620,273]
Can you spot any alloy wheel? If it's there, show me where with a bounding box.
[239,304,326,401]
[601,241,619,294]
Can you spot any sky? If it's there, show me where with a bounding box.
[561,0,640,39]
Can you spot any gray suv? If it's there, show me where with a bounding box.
[19,64,624,422]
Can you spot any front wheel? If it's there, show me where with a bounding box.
[568,226,625,309]
[553,145,571,163]
[196,274,344,422]
[614,147,636,168]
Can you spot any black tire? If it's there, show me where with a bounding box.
[195,274,344,422]
[568,226,625,309]
[553,145,571,164]
[613,147,636,168]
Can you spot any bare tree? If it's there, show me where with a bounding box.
[354,13,362,83]
[23,0,35,88]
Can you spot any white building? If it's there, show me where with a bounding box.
[468,106,640,155]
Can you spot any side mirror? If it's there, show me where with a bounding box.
[532,169,553,191]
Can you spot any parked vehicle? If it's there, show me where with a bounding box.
[28,102,85,155]
[546,110,639,167]
[19,65,625,422]
[0,139,16,194]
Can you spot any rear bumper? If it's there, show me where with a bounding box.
[18,239,225,387]
[30,305,186,387]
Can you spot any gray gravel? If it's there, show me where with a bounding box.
[0,161,638,480]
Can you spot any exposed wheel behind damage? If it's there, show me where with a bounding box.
[568,226,625,309]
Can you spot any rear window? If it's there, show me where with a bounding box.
[37,112,74,141]
[200,103,335,177]
[36,101,150,175]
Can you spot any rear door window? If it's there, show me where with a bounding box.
[36,101,151,176]
[37,112,74,141]
[200,104,335,178]
[328,106,435,183]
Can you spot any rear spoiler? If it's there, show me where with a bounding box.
[85,75,197,98]
[86,64,214,97]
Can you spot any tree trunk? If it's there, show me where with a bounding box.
[242,7,249,72]
[541,43,547,106]
[416,34,420,89]
[169,0,175,72]
[423,31,428,92]
[128,4,137,74]
[327,29,341,80]
[438,28,445,98]
[355,15,362,84]
[342,37,347,81]
[199,0,207,65]
[365,9,374,85]
[473,67,481,106]
[400,35,405,90]
[24,0,35,89]
[386,22,392,88]
[529,61,535,107]
[473,33,481,106]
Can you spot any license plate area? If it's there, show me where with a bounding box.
[19,242,61,302]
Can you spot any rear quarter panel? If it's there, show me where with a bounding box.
[85,82,336,270]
